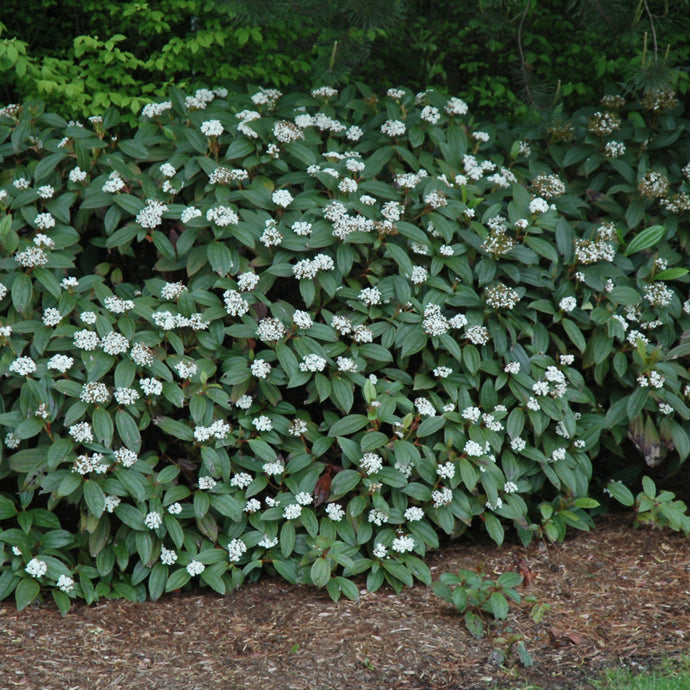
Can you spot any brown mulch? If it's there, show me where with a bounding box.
[2,511,690,689]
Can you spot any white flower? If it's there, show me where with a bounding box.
[260,221,283,247]
[69,167,87,183]
[102,171,125,193]
[299,354,327,372]
[462,406,481,423]
[35,212,55,229]
[25,558,48,578]
[252,415,273,432]
[257,317,286,342]
[404,506,424,522]
[47,354,74,373]
[244,498,261,513]
[198,474,219,492]
[140,377,163,396]
[504,362,520,374]
[272,189,293,208]
[445,97,468,116]
[434,366,452,378]
[292,310,313,329]
[80,382,111,404]
[57,574,74,592]
[325,503,345,521]
[101,331,130,356]
[9,356,37,376]
[336,356,358,373]
[436,462,455,479]
[360,453,383,474]
[410,266,428,285]
[464,440,484,457]
[432,487,453,507]
[104,495,121,513]
[559,296,577,312]
[15,246,48,268]
[104,296,135,314]
[392,535,415,553]
[414,397,435,417]
[230,473,253,489]
[201,119,223,136]
[161,547,178,566]
[503,481,519,494]
[175,361,198,379]
[167,502,183,515]
[420,105,440,124]
[526,397,540,411]
[283,504,302,520]
[465,325,489,345]
[114,387,139,406]
[251,359,271,379]
[207,205,239,227]
[227,538,247,563]
[368,509,389,526]
[359,286,382,306]
[181,206,202,223]
[114,448,138,467]
[373,543,388,559]
[186,560,205,576]
[145,512,163,529]
[74,330,100,351]
[381,120,406,137]
[529,197,550,214]
[235,394,253,409]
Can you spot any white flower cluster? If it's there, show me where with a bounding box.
[15,246,48,268]
[102,171,125,193]
[80,382,111,404]
[207,205,239,226]
[175,360,198,379]
[637,370,665,388]
[114,448,138,467]
[484,283,520,310]
[140,377,163,396]
[359,453,383,474]
[194,420,231,442]
[292,253,334,280]
[223,289,250,316]
[73,452,108,474]
[299,354,327,372]
[257,317,286,342]
[136,199,168,228]
[9,356,37,376]
[104,295,135,314]
[381,120,406,137]
[251,359,271,379]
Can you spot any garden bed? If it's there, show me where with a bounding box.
[3,511,689,689]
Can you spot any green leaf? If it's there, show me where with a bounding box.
[329,470,361,498]
[310,557,331,588]
[360,432,388,452]
[562,318,586,353]
[11,273,33,313]
[115,410,141,452]
[280,520,296,558]
[487,591,509,619]
[484,512,504,546]
[154,416,194,442]
[15,578,40,611]
[83,480,106,518]
[92,406,114,446]
[464,610,484,638]
[625,225,666,255]
[148,562,168,601]
[329,415,368,437]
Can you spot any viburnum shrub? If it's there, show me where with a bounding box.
[0,84,689,612]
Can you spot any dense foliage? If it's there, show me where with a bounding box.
[1,1,688,123]
[1,83,689,612]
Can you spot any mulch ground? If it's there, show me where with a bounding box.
[2,511,689,689]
